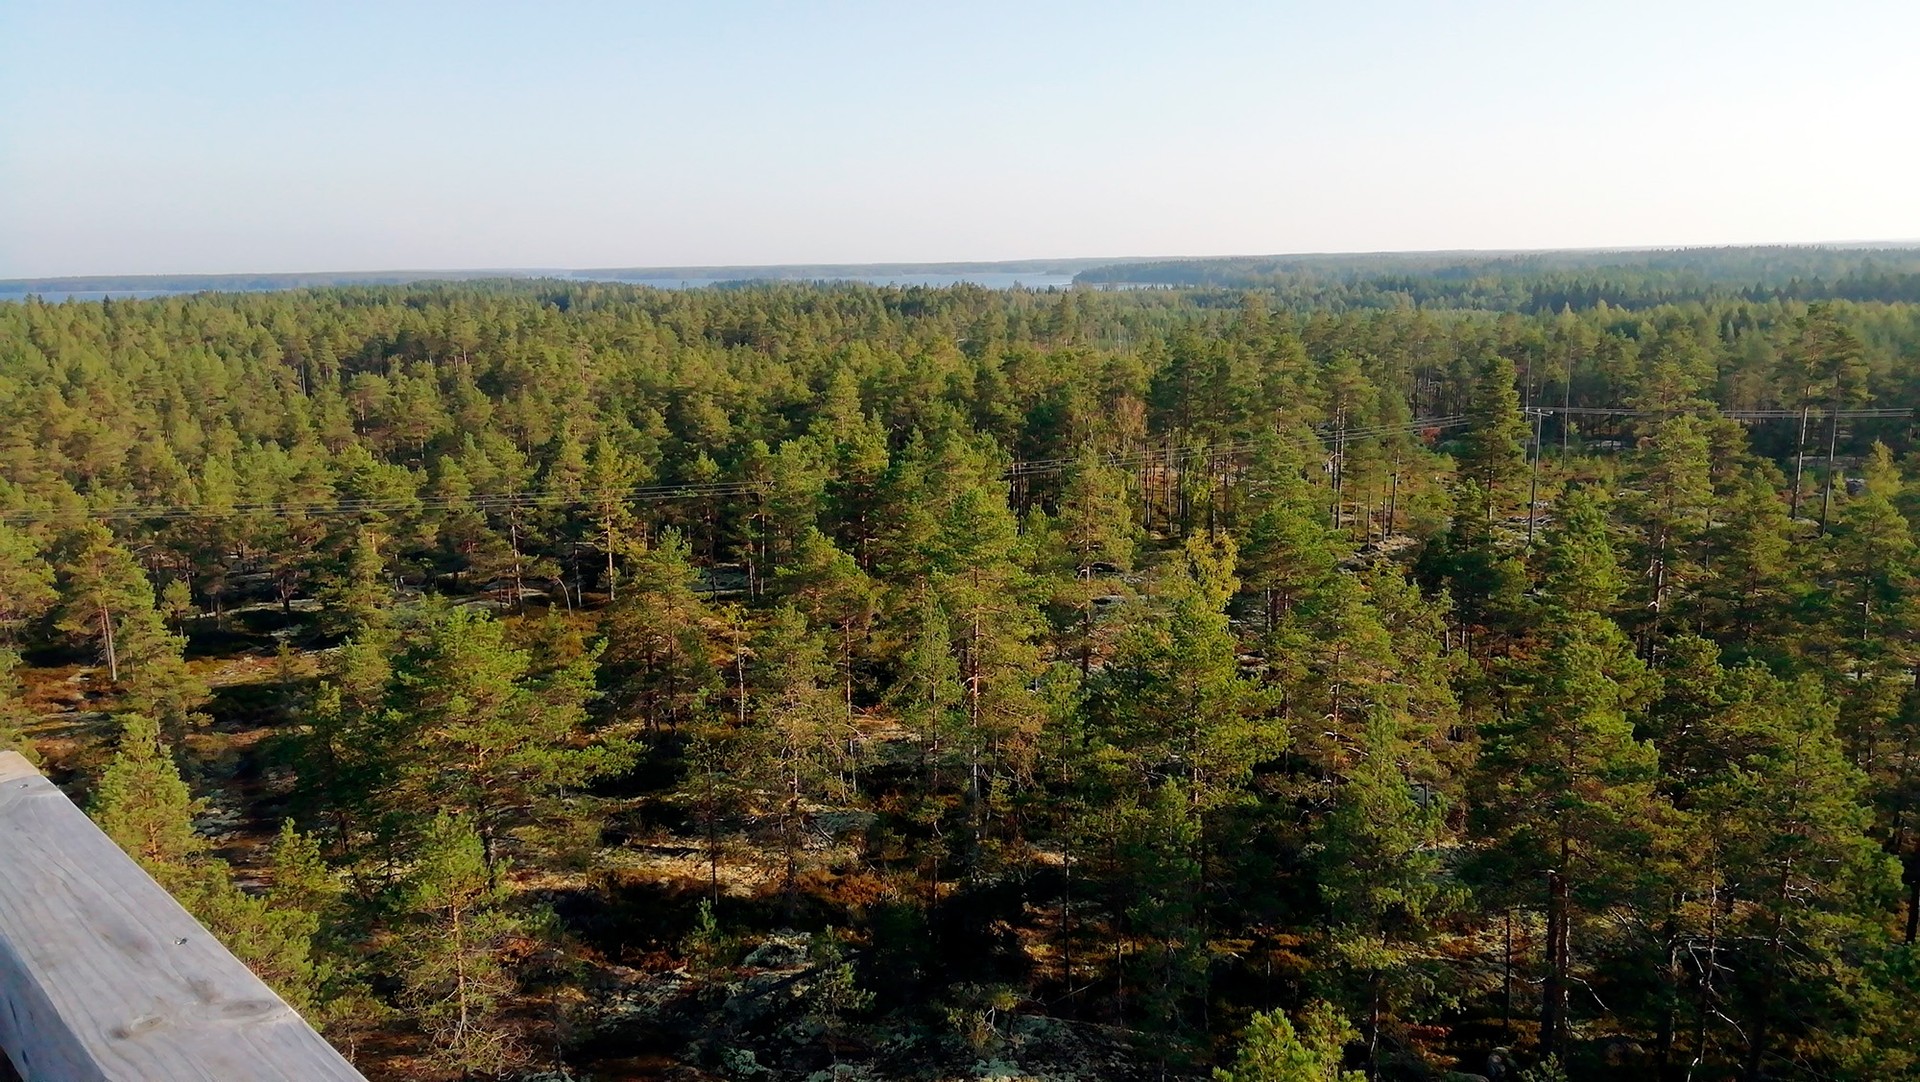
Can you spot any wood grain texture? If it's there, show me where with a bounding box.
[0,751,366,1081]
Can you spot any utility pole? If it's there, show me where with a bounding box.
[1524,356,1542,548]
[1820,406,1842,533]
[1527,407,1544,548]
[1790,402,1811,521]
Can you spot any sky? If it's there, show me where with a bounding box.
[3,0,1918,277]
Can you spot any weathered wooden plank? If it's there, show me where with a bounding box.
[0,751,366,1081]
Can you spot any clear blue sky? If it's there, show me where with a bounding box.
[3,0,1916,277]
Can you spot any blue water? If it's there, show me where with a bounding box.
[593,272,1079,290]
[0,289,194,303]
[0,272,1080,304]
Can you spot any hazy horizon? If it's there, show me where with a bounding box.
[11,238,1920,287]
[5,1,1917,278]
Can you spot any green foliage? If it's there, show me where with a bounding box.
[682,898,739,975]
[805,932,874,1044]
[0,523,58,642]
[1458,351,1530,517]
[54,522,155,684]
[1535,485,1621,616]
[91,714,324,1009]
[6,277,1920,1078]
[1517,1055,1568,1082]
[92,712,207,872]
[315,526,391,636]
[1213,1002,1363,1082]
[0,647,35,758]
[394,812,529,1075]
[1312,713,1457,1037]
[600,529,717,731]
[382,604,621,871]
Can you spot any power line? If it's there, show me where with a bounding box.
[1524,406,1911,420]
[1006,415,1478,479]
[0,415,1479,525]
[17,402,1886,526]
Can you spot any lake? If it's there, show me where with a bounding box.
[584,272,1079,290]
[0,272,1080,304]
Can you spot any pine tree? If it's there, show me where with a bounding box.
[1214,1001,1364,1082]
[55,522,152,683]
[395,812,528,1075]
[1272,570,1400,763]
[92,713,322,1008]
[1458,350,1530,521]
[294,627,398,865]
[1472,607,1665,1060]
[1238,431,1344,632]
[315,526,390,637]
[1702,468,1800,649]
[1694,671,1899,1079]
[116,603,208,744]
[1425,481,1530,653]
[386,605,619,873]
[931,476,1046,869]
[776,527,879,737]
[1626,416,1715,646]
[0,522,58,644]
[1628,319,1717,415]
[159,577,195,631]
[1051,443,1137,675]
[1534,485,1622,617]
[600,530,718,732]
[1118,780,1207,1065]
[805,931,874,1067]
[1093,537,1276,822]
[1090,537,1281,1051]
[889,583,964,904]
[1818,481,1917,772]
[92,712,207,876]
[1312,713,1454,1074]
[740,605,845,902]
[0,647,33,757]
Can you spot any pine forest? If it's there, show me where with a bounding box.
[7,255,1920,1081]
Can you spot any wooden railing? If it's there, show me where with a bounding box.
[0,751,365,1081]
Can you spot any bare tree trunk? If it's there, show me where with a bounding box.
[1542,870,1569,1061]
[100,605,119,683]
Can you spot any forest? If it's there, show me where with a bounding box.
[1072,247,1920,311]
[2,259,1920,1081]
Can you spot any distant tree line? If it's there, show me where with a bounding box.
[1074,245,1920,311]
